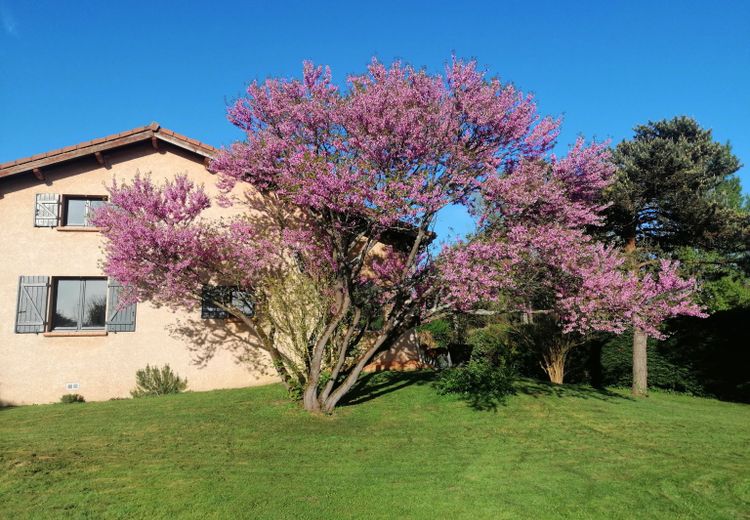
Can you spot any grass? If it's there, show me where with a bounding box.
[1,372,748,519]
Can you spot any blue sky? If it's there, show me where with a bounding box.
[1,0,748,240]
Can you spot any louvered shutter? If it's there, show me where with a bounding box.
[34,193,60,227]
[107,280,137,332]
[15,276,50,333]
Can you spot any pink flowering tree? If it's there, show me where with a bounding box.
[438,142,706,383]
[95,58,704,412]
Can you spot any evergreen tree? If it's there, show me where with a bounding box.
[607,116,745,396]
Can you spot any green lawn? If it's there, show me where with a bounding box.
[1,373,748,519]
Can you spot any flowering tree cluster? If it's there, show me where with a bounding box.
[95,58,704,412]
[440,143,705,339]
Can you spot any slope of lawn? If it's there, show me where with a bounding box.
[1,372,748,519]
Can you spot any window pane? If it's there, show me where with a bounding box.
[65,199,87,226]
[82,279,107,328]
[231,290,254,316]
[86,199,106,225]
[201,285,229,319]
[53,280,81,329]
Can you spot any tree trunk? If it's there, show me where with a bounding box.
[632,327,648,397]
[546,361,565,385]
[542,350,567,385]
[624,235,637,255]
[302,285,351,413]
[321,326,395,413]
[624,228,649,397]
[302,384,321,412]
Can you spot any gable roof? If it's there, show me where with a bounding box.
[0,122,216,181]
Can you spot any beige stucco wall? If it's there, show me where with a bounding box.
[0,143,278,405]
[364,329,427,372]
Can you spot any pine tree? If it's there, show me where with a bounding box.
[607,116,745,396]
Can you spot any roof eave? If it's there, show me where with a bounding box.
[0,123,216,181]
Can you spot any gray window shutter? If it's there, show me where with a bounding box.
[15,276,50,333]
[34,193,60,227]
[107,280,137,332]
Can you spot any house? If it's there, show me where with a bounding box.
[0,123,284,405]
[0,123,423,406]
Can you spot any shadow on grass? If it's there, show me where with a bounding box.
[453,389,513,412]
[516,378,633,402]
[344,370,510,412]
[340,371,632,411]
[341,371,435,407]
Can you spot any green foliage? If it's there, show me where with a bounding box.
[699,273,750,311]
[599,333,704,395]
[435,324,517,409]
[419,319,453,349]
[434,360,515,410]
[59,394,85,404]
[607,116,743,252]
[418,313,482,350]
[130,364,188,398]
[466,322,524,368]
[674,246,750,312]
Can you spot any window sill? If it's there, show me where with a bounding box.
[56,226,103,232]
[43,331,108,337]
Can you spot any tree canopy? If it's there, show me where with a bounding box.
[607,116,744,253]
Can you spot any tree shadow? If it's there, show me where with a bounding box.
[340,371,435,407]
[167,317,276,377]
[338,372,630,412]
[433,369,516,412]
[515,378,633,402]
[459,388,515,412]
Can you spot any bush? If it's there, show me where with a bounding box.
[131,364,188,398]
[431,322,516,409]
[60,393,85,404]
[467,323,518,367]
[435,360,515,410]
[419,319,453,349]
[599,333,704,395]
[552,308,750,403]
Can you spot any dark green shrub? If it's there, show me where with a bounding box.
[435,360,514,410]
[435,325,516,410]
[419,319,453,349]
[131,364,188,397]
[662,310,750,402]
[599,333,704,395]
[557,308,750,403]
[60,393,85,404]
[469,322,531,368]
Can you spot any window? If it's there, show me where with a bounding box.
[51,278,107,330]
[15,276,137,334]
[201,285,254,319]
[62,196,106,227]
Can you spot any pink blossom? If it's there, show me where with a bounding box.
[96,57,705,373]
